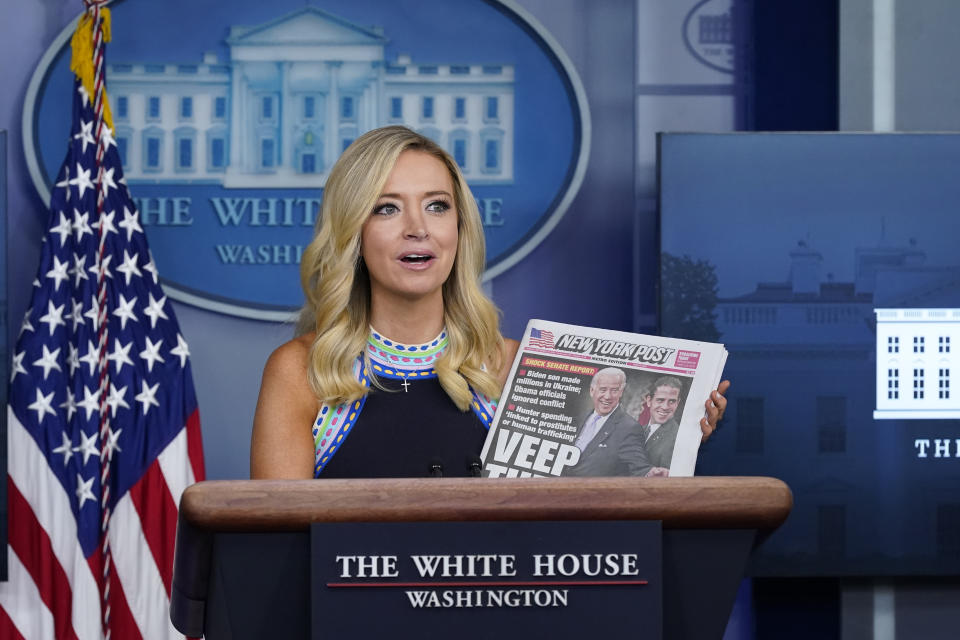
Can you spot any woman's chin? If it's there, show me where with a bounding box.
[373,279,446,304]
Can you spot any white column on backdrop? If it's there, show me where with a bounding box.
[872,0,896,630]
[872,0,896,131]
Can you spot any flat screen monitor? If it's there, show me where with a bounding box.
[658,132,960,576]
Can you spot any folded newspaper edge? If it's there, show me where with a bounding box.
[480,319,727,478]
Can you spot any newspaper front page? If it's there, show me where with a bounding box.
[481,320,727,478]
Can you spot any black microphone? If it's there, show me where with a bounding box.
[428,459,444,477]
[466,456,482,477]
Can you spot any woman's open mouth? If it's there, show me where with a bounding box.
[398,252,437,270]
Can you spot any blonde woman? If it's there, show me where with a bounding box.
[251,126,518,479]
[251,126,727,479]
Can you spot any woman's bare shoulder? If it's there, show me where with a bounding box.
[251,332,318,479]
[262,332,315,384]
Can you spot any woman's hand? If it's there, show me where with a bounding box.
[700,380,730,443]
[497,338,521,389]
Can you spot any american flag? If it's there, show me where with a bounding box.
[528,327,555,349]
[0,8,203,639]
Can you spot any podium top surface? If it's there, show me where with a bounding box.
[179,476,792,531]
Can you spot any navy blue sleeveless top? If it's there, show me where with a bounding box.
[312,329,498,478]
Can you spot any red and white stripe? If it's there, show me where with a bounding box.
[0,408,203,640]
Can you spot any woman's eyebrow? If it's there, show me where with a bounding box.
[378,190,453,199]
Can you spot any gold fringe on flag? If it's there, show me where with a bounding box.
[70,8,114,131]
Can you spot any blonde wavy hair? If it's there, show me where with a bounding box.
[298,126,504,410]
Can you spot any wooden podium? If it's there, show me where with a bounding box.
[170,477,791,639]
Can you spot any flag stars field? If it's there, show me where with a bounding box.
[143,254,159,283]
[59,387,78,421]
[46,255,70,291]
[83,301,100,330]
[98,166,117,197]
[74,430,101,466]
[74,474,96,508]
[52,431,75,466]
[103,427,123,459]
[32,344,62,380]
[144,293,169,328]
[68,163,93,198]
[118,205,142,240]
[19,314,34,337]
[55,165,71,201]
[69,299,85,332]
[38,300,66,335]
[78,339,99,375]
[171,333,191,367]
[77,385,100,421]
[66,343,80,375]
[92,207,117,236]
[72,207,92,241]
[139,336,164,372]
[108,339,135,373]
[51,211,72,246]
[106,383,131,417]
[88,252,112,280]
[135,381,161,415]
[73,119,96,154]
[116,249,142,285]
[27,388,57,423]
[70,252,89,287]
[113,293,138,329]
[11,351,28,381]
[100,126,117,152]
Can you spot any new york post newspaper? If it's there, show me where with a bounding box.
[481,320,727,478]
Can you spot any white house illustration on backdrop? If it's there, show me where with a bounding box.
[108,7,515,188]
[874,308,960,419]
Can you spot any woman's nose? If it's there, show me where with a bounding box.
[403,209,428,239]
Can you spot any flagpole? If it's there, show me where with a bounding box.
[83,1,115,637]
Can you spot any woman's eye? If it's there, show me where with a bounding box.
[374,203,399,216]
[426,200,451,213]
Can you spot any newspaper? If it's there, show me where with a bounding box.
[481,319,727,478]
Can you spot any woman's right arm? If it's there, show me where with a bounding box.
[250,335,319,479]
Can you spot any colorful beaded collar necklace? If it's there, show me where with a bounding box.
[365,328,448,379]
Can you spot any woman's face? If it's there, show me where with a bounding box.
[361,150,459,305]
